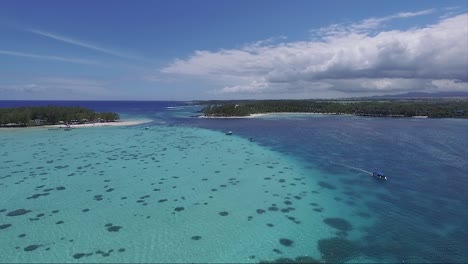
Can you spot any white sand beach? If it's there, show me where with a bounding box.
[46,119,153,128]
[198,113,268,119]
[198,112,347,118]
[0,119,153,131]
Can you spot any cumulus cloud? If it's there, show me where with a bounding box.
[161,11,468,97]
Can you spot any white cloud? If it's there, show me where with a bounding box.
[161,11,468,97]
[313,9,435,38]
[0,50,98,65]
[219,79,270,94]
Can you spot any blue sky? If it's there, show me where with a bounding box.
[0,0,467,100]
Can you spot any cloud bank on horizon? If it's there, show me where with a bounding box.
[162,11,468,98]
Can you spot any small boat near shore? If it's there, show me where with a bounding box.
[61,124,73,131]
[225,131,232,135]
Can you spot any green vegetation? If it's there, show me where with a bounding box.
[201,100,468,118]
[0,106,119,127]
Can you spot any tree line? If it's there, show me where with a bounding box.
[201,100,468,118]
[0,106,120,126]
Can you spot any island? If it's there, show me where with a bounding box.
[200,99,468,118]
[0,106,120,127]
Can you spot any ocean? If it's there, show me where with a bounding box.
[1,101,467,263]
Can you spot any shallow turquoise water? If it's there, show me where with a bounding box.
[1,102,467,263]
[0,124,373,263]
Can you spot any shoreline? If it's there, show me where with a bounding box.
[198,112,351,119]
[0,119,153,130]
[45,119,153,128]
[198,112,435,119]
[198,113,268,119]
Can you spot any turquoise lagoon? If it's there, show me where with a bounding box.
[0,101,467,263]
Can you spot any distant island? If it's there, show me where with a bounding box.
[0,106,120,127]
[201,100,467,118]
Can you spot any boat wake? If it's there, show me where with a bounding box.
[331,162,373,175]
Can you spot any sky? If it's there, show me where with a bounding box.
[0,0,467,100]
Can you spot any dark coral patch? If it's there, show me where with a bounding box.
[279,238,294,247]
[268,206,279,212]
[272,248,283,254]
[318,237,358,263]
[107,225,122,232]
[7,209,31,216]
[56,186,66,190]
[24,244,41,251]
[73,253,93,259]
[174,207,185,212]
[56,221,64,224]
[256,209,266,214]
[27,193,50,199]
[323,218,352,232]
[96,249,113,257]
[191,235,202,240]
[0,223,12,229]
[82,208,90,212]
[219,211,229,216]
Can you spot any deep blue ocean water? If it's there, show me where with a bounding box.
[1,101,467,263]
